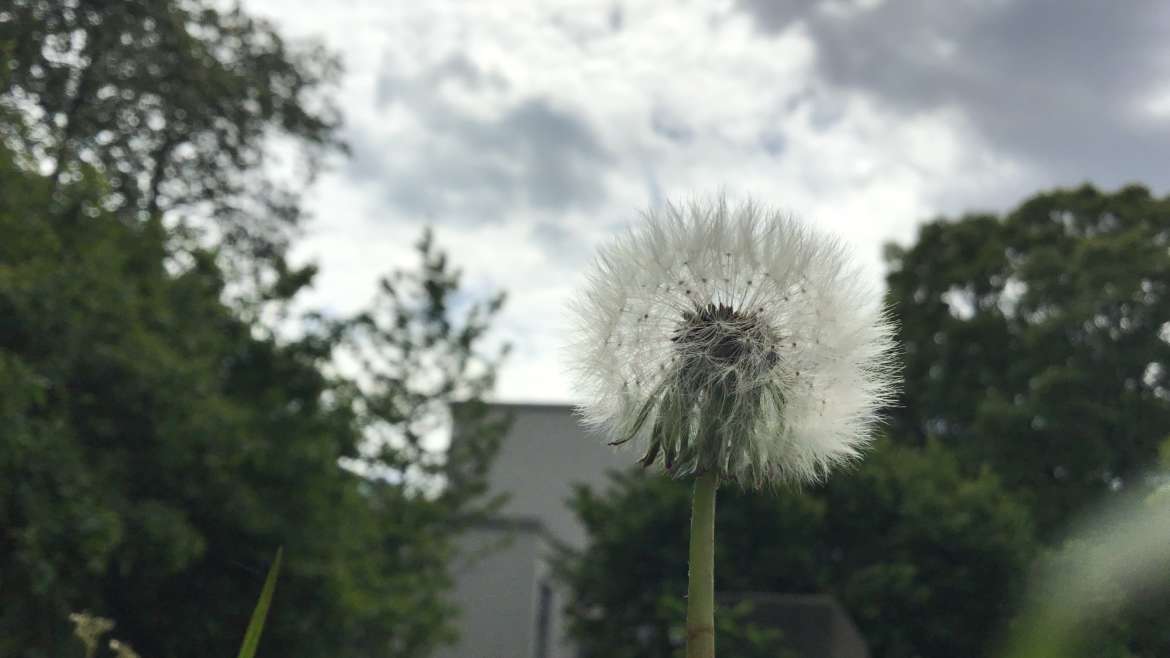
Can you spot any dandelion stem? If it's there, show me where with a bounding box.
[686,470,718,658]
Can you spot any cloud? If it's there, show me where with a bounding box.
[650,102,696,145]
[736,0,1170,189]
[248,0,1170,403]
[350,54,612,223]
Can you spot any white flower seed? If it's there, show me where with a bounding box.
[567,196,899,487]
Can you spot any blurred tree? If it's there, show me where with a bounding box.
[0,148,508,657]
[558,441,1033,658]
[557,466,820,658]
[0,1,514,656]
[563,184,1170,657]
[885,184,1170,535]
[821,441,1034,658]
[0,0,343,292]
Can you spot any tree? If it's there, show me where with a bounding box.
[334,228,509,516]
[2,1,514,655]
[558,440,1034,658]
[0,148,508,658]
[0,0,343,289]
[885,184,1170,535]
[819,442,1034,658]
[562,183,1170,658]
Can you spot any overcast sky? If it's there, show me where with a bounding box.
[243,0,1170,403]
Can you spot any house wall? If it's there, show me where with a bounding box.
[435,527,542,658]
[481,403,632,548]
[443,403,870,658]
[442,403,631,658]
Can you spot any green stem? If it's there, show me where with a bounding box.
[686,471,718,658]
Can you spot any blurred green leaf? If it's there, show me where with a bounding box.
[236,548,282,658]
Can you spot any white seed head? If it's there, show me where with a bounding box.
[567,196,898,487]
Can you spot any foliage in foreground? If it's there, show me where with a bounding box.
[2,1,510,655]
[66,547,281,658]
[0,148,507,657]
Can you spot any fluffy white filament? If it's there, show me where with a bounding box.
[567,197,898,487]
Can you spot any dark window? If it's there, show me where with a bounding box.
[534,580,553,658]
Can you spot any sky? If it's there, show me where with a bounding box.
[242,0,1170,404]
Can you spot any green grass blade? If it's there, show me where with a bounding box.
[236,547,283,658]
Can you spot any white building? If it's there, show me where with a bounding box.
[437,402,869,658]
[435,403,628,658]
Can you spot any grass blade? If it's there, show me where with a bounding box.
[236,547,283,658]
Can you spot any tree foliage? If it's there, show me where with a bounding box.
[886,184,1170,535]
[0,123,505,658]
[0,0,343,287]
[564,183,1170,658]
[3,2,515,655]
[559,441,1034,658]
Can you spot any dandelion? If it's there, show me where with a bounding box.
[109,639,143,658]
[569,196,897,486]
[567,195,898,658]
[69,612,115,658]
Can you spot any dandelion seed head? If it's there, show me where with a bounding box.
[567,196,899,487]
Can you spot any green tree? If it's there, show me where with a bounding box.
[885,184,1170,535]
[1,1,513,655]
[0,149,507,657]
[558,440,1033,658]
[0,0,343,287]
[562,184,1170,657]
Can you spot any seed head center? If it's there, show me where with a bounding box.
[672,303,775,369]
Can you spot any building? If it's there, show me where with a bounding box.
[437,402,869,658]
[436,403,627,658]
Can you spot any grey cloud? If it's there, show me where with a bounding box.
[530,219,592,270]
[609,4,625,32]
[760,131,785,156]
[650,104,695,144]
[355,55,611,222]
[737,0,817,32]
[374,53,507,109]
[737,0,1170,190]
[551,5,627,47]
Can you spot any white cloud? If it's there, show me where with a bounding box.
[244,0,1164,403]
